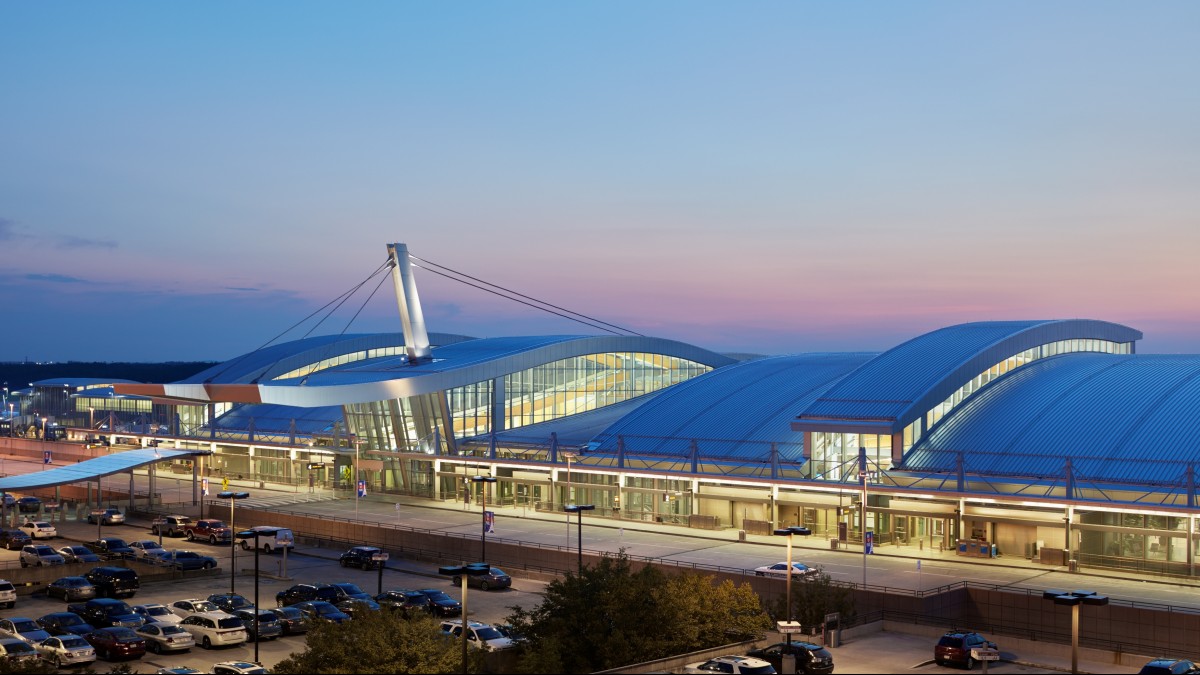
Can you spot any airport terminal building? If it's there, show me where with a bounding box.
[9,245,1200,577]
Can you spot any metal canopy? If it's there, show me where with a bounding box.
[0,448,207,492]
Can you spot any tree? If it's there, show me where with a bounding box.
[271,612,473,674]
[505,549,771,674]
[769,567,856,634]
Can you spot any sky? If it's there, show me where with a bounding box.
[3,2,1199,363]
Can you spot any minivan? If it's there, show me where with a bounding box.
[237,526,294,554]
[84,567,140,599]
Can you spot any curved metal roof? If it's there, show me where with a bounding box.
[212,404,344,435]
[589,353,875,460]
[902,353,1200,485]
[795,320,1142,433]
[0,448,207,492]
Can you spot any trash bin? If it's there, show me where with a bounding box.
[738,530,746,542]
[830,629,840,648]
[1068,559,1078,573]
[830,539,838,550]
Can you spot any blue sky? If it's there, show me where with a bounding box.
[3,2,1198,362]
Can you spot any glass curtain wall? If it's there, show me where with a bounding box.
[809,433,893,481]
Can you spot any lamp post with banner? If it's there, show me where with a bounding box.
[564,504,595,574]
[471,476,496,561]
[236,527,279,667]
[217,491,249,594]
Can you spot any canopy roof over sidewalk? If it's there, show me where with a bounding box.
[0,448,208,492]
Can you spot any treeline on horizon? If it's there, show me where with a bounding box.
[0,361,218,387]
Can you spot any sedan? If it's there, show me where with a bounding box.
[292,600,351,624]
[231,608,283,641]
[35,634,97,668]
[0,637,39,664]
[18,520,56,539]
[170,550,218,571]
[133,604,181,625]
[419,589,463,617]
[753,561,819,578]
[272,606,309,636]
[37,612,95,637]
[451,565,512,591]
[85,626,147,660]
[0,617,52,645]
[129,540,172,562]
[135,621,195,654]
[212,662,269,675]
[45,576,97,602]
[58,545,102,564]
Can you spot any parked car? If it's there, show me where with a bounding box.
[0,529,32,551]
[16,496,42,514]
[170,598,221,619]
[339,545,385,570]
[935,630,998,670]
[86,537,135,560]
[753,561,819,578]
[20,543,65,567]
[135,621,195,654]
[212,662,269,675]
[87,507,126,526]
[375,589,434,617]
[208,593,255,614]
[682,655,778,674]
[231,608,283,641]
[37,611,95,637]
[418,589,463,617]
[237,526,294,553]
[67,598,144,629]
[169,550,219,571]
[182,519,232,544]
[45,576,97,602]
[325,582,379,609]
[132,604,180,625]
[84,626,147,660]
[450,565,512,591]
[58,545,102,564]
[0,579,15,609]
[18,520,56,539]
[156,668,203,674]
[0,617,52,645]
[439,619,516,652]
[746,641,835,675]
[1138,659,1200,675]
[129,540,172,562]
[276,583,333,607]
[150,515,193,537]
[84,566,140,598]
[0,637,39,664]
[178,612,248,649]
[272,605,310,636]
[34,634,97,668]
[291,600,351,624]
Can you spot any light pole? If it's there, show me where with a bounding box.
[236,527,278,667]
[1043,589,1108,674]
[217,491,249,594]
[439,563,490,675]
[773,525,812,674]
[89,407,94,431]
[353,437,362,518]
[471,476,496,561]
[564,504,595,574]
[562,451,576,506]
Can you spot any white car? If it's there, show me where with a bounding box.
[135,621,196,653]
[35,635,96,668]
[439,619,516,652]
[682,655,778,674]
[212,662,269,675]
[178,612,248,649]
[171,598,222,619]
[133,603,181,625]
[752,561,818,578]
[18,521,56,540]
[129,540,172,562]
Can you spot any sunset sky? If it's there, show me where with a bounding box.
[3,2,1198,363]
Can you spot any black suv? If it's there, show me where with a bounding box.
[746,641,834,675]
[339,546,384,570]
[935,630,997,669]
[276,584,335,607]
[84,566,140,599]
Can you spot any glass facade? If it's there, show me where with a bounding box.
[809,433,893,481]
[272,346,406,381]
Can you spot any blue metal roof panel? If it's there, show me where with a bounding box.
[0,448,206,492]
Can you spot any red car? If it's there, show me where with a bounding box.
[934,630,997,669]
[84,626,147,660]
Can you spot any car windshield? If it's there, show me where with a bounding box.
[60,636,88,648]
[193,601,218,612]
[5,642,34,654]
[488,568,506,576]
[315,604,341,617]
[206,521,226,528]
[141,542,163,549]
[333,583,366,595]
[69,547,90,554]
[160,625,187,636]
[275,607,300,619]
[107,539,128,548]
[144,606,170,617]
[474,626,504,640]
[216,618,243,629]
[425,591,453,602]
[12,620,39,632]
[106,628,137,639]
[106,603,134,615]
[175,552,197,558]
[34,546,54,555]
[56,615,86,625]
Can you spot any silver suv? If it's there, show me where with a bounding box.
[150,515,192,537]
[19,544,65,567]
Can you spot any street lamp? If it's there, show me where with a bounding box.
[217,491,249,594]
[773,525,812,674]
[89,407,94,431]
[236,527,278,667]
[470,476,497,561]
[564,504,595,574]
[439,563,490,675]
[1043,589,1108,674]
[353,437,363,518]
[561,451,577,506]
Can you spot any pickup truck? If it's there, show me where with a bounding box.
[67,598,143,629]
[183,519,232,545]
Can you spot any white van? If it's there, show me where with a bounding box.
[238,526,294,553]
